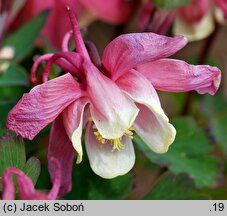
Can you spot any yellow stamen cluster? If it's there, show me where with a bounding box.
[91,122,135,152]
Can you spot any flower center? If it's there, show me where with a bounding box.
[89,118,134,152]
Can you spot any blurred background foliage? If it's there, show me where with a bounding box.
[0,0,227,200]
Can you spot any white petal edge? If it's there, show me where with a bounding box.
[134,104,176,153]
[63,98,89,164]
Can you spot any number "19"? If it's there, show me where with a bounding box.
[213,203,224,211]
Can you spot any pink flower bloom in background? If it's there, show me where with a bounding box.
[138,1,175,34]
[139,0,227,41]
[6,7,221,195]
[214,0,227,22]
[174,0,227,41]
[11,0,80,48]
[9,0,135,49]
[0,0,26,41]
[1,159,61,200]
[77,0,135,24]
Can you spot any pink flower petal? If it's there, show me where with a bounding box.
[48,115,76,195]
[85,122,135,178]
[83,61,139,139]
[63,98,89,164]
[7,74,84,140]
[102,33,187,80]
[47,158,61,199]
[136,59,221,95]
[78,0,134,24]
[116,70,161,109]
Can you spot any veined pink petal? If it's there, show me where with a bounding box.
[116,70,176,153]
[178,0,209,25]
[136,59,221,95]
[48,115,76,195]
[78,0,134,24]
[102,33,187,80]
[134,104,176,153]
[83,61,139,139]
[85,122,135,179]
[7,74,83,140]
[63,98,89,164]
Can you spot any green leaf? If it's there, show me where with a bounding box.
[0,132,26,175]
[0,131,41,191]
[0,64,28,87]
[201,95,227,157]
[88,174,133,200]
[144,172,209,200]
[211,112,227,155]
[0,86,26,128]
[134,117,220,187]
[3,10,49,60]
[152,0,192,9]
[23,157,41,185]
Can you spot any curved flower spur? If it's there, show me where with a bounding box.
[6,6,221,195]
[1,158,61,200]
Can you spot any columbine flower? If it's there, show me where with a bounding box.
[77,0,135,25]
[11,0,135,49]
[138,1,175,34]
[139,0,227,41]
[11,0,80,48]
[173,0,227,41]
[1,159,60,200]
[7,7,221,195]
[0,0,25,42]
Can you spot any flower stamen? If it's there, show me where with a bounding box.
[111,138,125,152]
[90,118,134,152]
